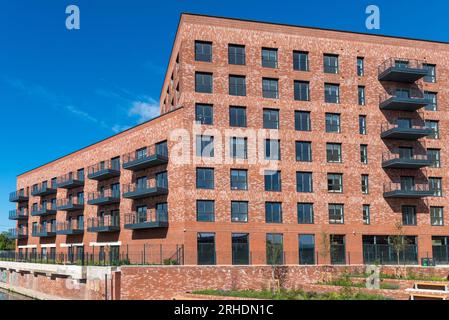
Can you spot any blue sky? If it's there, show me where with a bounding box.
[0,0,448,231]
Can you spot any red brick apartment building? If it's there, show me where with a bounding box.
[6,13,449,266]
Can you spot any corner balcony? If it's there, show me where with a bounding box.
[379,89,432,112]
[31,183,57,197]
[9,190,29,203]
[122,145,168,172]
[382,153,432,169]
[380,123,434,140]
[378,58,429,83]
[87,190,120,206]
[87,160,121,181]
[56,172,85,189]
[87,216,120,233]
[122,183,168,200]
[31,203,57,217]
[8,228,28,240]
[32,225,56,238]
[9,209,29,220]
[383,183,434,198]
[56,221,84,235]
[56,198,84,212]
[124,210,168,230]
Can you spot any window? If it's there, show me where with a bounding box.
[266,233,283,265]
[357,57,364,76]
[298,203,314,224]
[330,235,346,264]
[363,205,370,225]
[262,48,278,68]
[326,143,342,163]
[232,233,249,265]
[196,135,214,157]
[196,168,214,190]
[423,63,436,83]
[195,72,213,93]
[229,106,247,127]
[136,205,147,223]
[156,141,168,157]
[297,172,313,193]
[324,84,340,103]
[77,168,84,181]
[196,200,215,222]
[195,41,212,62]
[398,147,413,159]
[265,202,282,223]
[264,139,281,160]
[429,177,442,197]
[197,233,215,265]
[296,141,312,162]
[402,206,417,226]
[327,173,343,193]
[262,78,279,99]
[156,171,168,189]
[323,54,339,73]
[293,51,309,71]
[400,176,415,191]
[430,207,444,226]
[230,137,248,159]
[329,204,344,224]
[294,81,310,101]
[424,91,437,111]
[425,120,439,139]
[264,170,281,192]
[295,111,311,131]
[358,86,366,106]
[325,113,340,133]
[77,192,84,204]
[111,157,120,170]
[427,149,441,168]
[195,104,213,125]
[299,234,315,265]
[263,109,279,129]
[361,175,369,194]
[230,169,248,190]
[136,147,147,160]
[360,144,368,164]
[229,75,246,96]
[359,115,367,134]
[228,44,245,65]
[231,201,248,223]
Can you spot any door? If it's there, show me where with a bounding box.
[401,176,415,191]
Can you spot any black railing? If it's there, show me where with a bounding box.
[363,244,418,265]
[8,228,28,239]
[432,246,449,264]
[378,58,425,75]
[9,209,29,220]
[124,210,168,225]
[87,159,120,177]
[88,189,120,201]
[383,182,431,193]
[122,144,168,166]
[9,190,28,202]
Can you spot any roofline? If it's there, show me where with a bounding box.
[17,106,183,177]
[180,12,449,45]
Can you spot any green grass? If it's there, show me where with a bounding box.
[193,289,392,300]
[347,272,447,282]
[322,277,400,290]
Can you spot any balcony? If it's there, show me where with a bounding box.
[32,225,57,238]
[383,183,434,198]
[379,89,432,112]
[87,189,120,206]
[31,183,57,197]
[8,228,28,240]
[56,172,85,189]
[382,153,432,169]
[378,58,429,83]
[124,210,168,230]
[87,160,121,181]
[56,198,84,212]
[56,221,84,235]
[122,144,168,171]
[87,216,120,233]
[9,190,29,203]
[31,203,57,217]
[9,209,28,220]
[122,183,168,200]
[380,122,434,140]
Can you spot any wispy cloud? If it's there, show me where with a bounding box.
[128,98,160,123]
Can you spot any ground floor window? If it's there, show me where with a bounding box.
[362,235,418,265]
[330,235,346,265]
[266,233,284,265]
[299,234,315,265]
[197,233,216,265]
[432,236,449,264]
[232,233,249,265]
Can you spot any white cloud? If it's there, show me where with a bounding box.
[128,98,160,123]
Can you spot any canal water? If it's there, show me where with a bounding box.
[0,288,32,300]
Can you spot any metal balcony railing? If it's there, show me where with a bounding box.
[87,215,120,233]
[9,190,29,202]
[87,189,121,205]
[87,159,121,180]
[56,220,84,235]
[56,171,85,189]
[122,143,168,171]
[32,224,57,237]
[383,182,433,198]
[379,87,431,111]
[31,181,57,196]
[378,58,428,83]
[56,197,84,211]
[122,179,168,200]
[9,208,29,220]
[124,209,168,230]
[380,121,433,140]
[8,228,28,239]
[31,202,57,216]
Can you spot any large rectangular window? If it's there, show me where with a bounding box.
[329,204,344,224]
[264,139,281,160]
[196,135,214,157]
[424,91,437,111]
[360,144,368,164]
[197,233,215,265]
[425,120,439,139]
[264,170,281,192]
[423,63,436,83]
[402,206,417,226]
[196,168,214,190]
[430,207,444,226]
[232,233,249,265]
[325,113,341,133]
[326,143,342,163]
[266,233,283,265]
[229,106,247,127]
[296,141,312,162]
[197,200,215,222]
[427,149,441,168]
[299,234,315,265]
[262,48,278,68]
[195,103,213,125]
[324,84,340,103]
[298,203,314,224]
[195,72,213,93]
[294,81,310,101]
[265,202,282,223]
[429,177,442,197]
[359,115,367,134]
[293,51,309,71]
[231,201,248,223]
[229,75,246,96]
[327,173,343,193]
[297,171,313,193]
[230,169,248,190]
[230,137,248,159]
[263,109,280,129]
[262,78,279,99]
[324,54,339,74]
[228,44,245,65]
[358,86,366,105]
[295,111,311,131]
[357,57,364,76]
[195,41,212,62]
[361,174,369,194]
